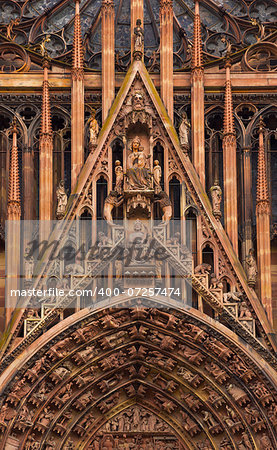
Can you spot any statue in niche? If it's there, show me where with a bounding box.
[245,248,258,287]
[89,109,99,145]
[114,160,123,194]
[154,190,172,222]
[210,180,222,219]
[134,19,144,51]
[103,191,123,225]
[126,136,151,190]
[153,160,162,194]
[128,219,148,247]
[24,244,34,279]
[56,180,68,219]
[179,112,190,147]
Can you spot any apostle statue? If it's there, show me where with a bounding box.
[153,160,162,194]
[210,180,222,219]
[103,191,123,225]
[245,248,258,287]
[126,136,151,190]
[134,19,144,51]
[56,180,68,219]
[89,109,99,145]
[114,160,123,194]
[179,112,190,147]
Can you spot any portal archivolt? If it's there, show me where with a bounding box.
[0,307,276,449]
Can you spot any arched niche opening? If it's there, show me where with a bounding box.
[169,176,181,235]
[221,277,231,293]
[52,112,71,199]
[79,208,93,257]
[153,141,164,183]
[112,139,124,222]
[153,141,164,220]
[202,244,215,318]
[63,239,77,273]
[96,175,108,231]
[112,139,123,185]
[185,208,197,266]
[205,111,224,192]
[184,208,198,309]
[202,243,214,272]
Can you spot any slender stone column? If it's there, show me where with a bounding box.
[131,0,144,59]
[39,59,53,223]
[6,119,21,325]
[71,0,84,189]
[256,117,272,323]
[242,146,253,260]
[223,59,238,254]
[102,0,115,121]
[191,0,205,186]
[160,0,173,121]
[23,145,35,220]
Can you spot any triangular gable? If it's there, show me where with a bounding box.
[65,59,275,347]
[2,59,276,357]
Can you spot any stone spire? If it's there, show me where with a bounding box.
[223,61,234,136]
[102,0,115,121]
[191,0,205,186]
[222,57,238,254]
[255,116,272,323]
[256,116,270,212]
[41,59,52,136]
[71,0,84,189]
[7,118,21,219]
[6,117,21,326]
[192,0,203,70]
[72,0,84,77]
[39,58,53,223]
[160,0,173,120]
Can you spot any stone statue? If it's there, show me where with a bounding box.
[239,301,252,319]
[128,219,148,248]
[134,19,144,51]
[153,160,162,194]
[103,191,123,224]
[114,160,123,194]
[245,248,258,287]
[89,109,99,145]
[24,244,34,279]
[154,190,172,222]
[126,137,151,190]
[56,180,68,219]
[179,112,190,147]
[210,180,222,219]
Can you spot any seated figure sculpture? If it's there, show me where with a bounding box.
[126,137,151,190]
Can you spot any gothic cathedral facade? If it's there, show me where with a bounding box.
[0,0,277,449]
